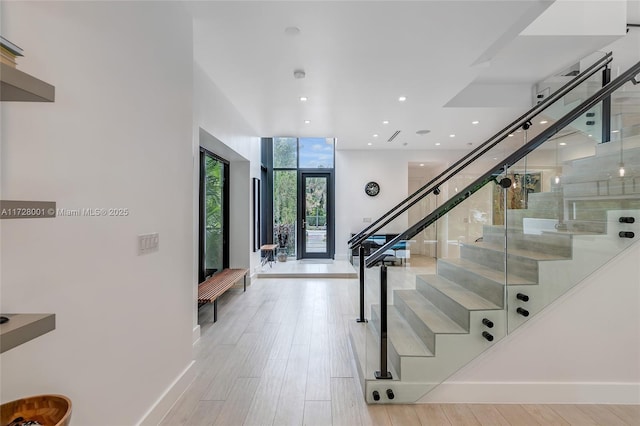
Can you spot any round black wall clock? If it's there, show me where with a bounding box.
[364,181,380,197]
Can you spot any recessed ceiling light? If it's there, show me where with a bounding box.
[588,134,593,137]
[540,120,548,124]
[435,142,441,146]
[508,134,514,137]
[304,120,311,124]
[516,129,522,133]
[559,142,567,146]
[373,134,379,138]
[382,120,389,125]
[416,129,431,135]
[472,120,479,125]
[449,134,455,138]
[419,163,425,167]
[398,96,407,102]
[299,96,308,102]
[612,130,620,133]
[367,142,372,146]
[284,26,301,36]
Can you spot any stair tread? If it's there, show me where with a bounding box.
[395,290,467,334]
[463,241,568,261]
[372,305,433,357]
[440,257,535,285]
[542,229,602,236]
[417,274,501,311]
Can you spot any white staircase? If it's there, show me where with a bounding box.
[349,147,640,404]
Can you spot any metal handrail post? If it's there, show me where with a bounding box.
[375,265,392,379]
[356,245,368,323]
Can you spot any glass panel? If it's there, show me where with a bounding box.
[299,138,334,168]
[353,56,640,402]
[506,78,640,333]
[274,170,297,258]
[535,67,604,142]
[273,137,297,168]
[204,155,224,276]
[305,176,328,253]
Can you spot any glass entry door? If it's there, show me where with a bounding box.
[299,172,333,259]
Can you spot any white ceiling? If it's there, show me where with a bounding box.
[189,1,637,151]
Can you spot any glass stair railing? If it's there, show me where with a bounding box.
[348,56,640,404]
[348,52,613,253]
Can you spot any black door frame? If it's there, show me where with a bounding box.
[297,170,335,259]
[198,148,230,283]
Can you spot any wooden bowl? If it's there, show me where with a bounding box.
[1,394,71,426]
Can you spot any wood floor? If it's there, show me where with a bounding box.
[160,272,639,426]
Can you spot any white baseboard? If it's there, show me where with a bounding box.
[193,324,201,345]
[418,382,640,404]
[137,361,197,426]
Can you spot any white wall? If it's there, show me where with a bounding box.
[192,61,261,341]
[335,149,485,259]
[0,2,195,425]
[335,150,411,259]
[193,62,261,274]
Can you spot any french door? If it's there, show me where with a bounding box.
[298,171,334,259]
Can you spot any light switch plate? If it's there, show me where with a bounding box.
[138,233,159,255]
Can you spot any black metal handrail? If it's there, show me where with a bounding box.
[365,58,640,267]
[348,52,612,250]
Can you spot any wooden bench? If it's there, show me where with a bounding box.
[198,268,248,322]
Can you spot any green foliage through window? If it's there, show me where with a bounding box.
[205,156,224,273]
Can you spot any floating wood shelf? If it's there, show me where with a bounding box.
[0,313,55,353]
[0,63,55,102]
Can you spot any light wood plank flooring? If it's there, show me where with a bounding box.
[161,266,639,426]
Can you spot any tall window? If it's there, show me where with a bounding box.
[199,148,229,282]
[265,137,335,259]
[273,137,298,257]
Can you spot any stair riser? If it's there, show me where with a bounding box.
[506,210,557,227]
[527,191,563,205]
[564,220,606,233]
[460,244,539,283]
[415,277,470,330]
[393,295,436,354]
[362,309,506,399]
[482,226,572,257]
[436,260,504,308]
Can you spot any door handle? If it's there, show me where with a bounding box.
[302,220,306,229]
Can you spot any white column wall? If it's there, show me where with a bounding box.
[1,2,194,425]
